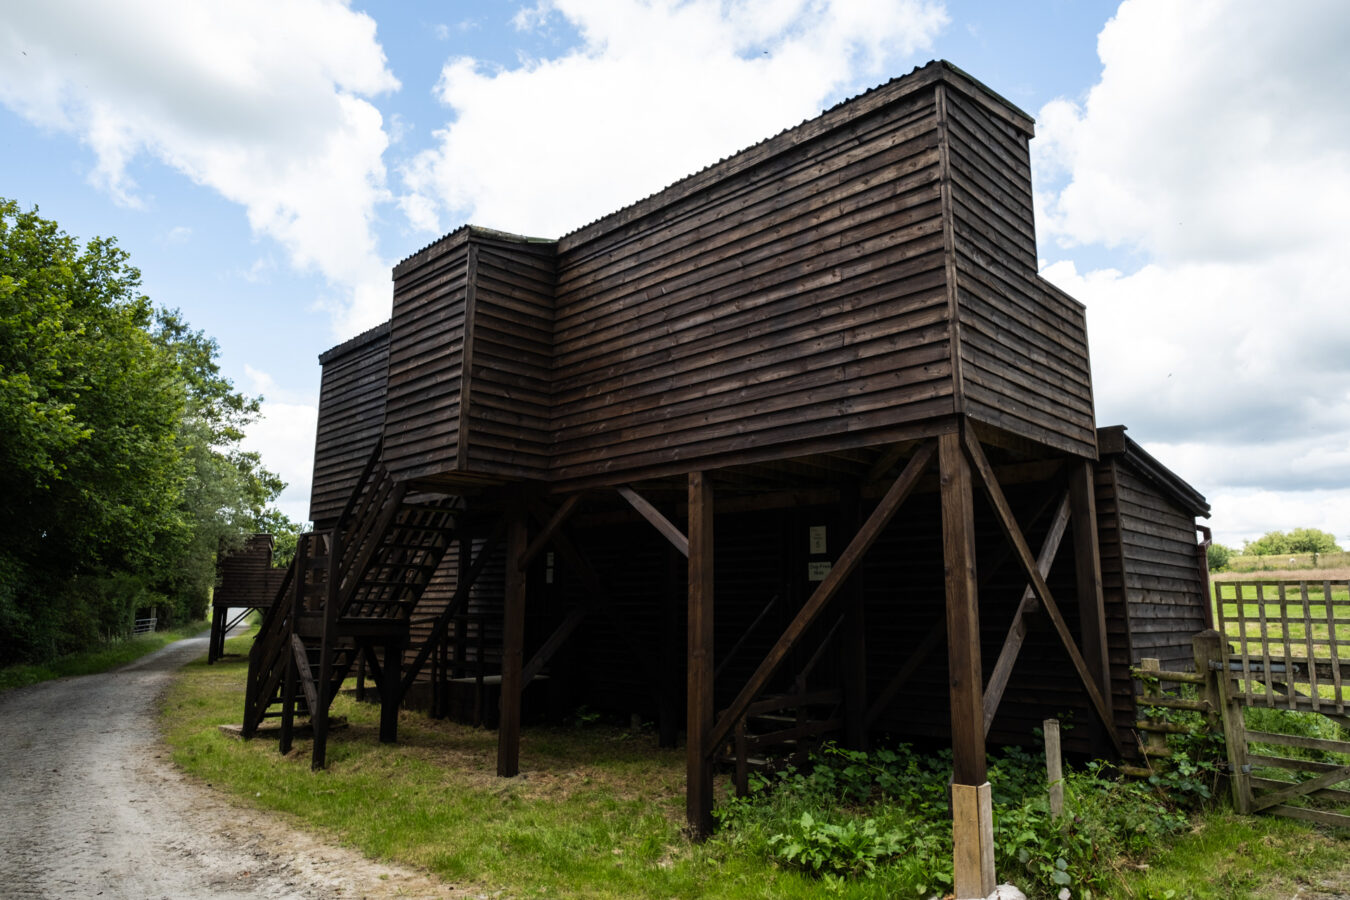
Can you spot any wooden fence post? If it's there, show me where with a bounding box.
[1044,718,1063,819]
[1140,658,1168,761]
[1197,629,1251,813]
[1192,629,1228,800]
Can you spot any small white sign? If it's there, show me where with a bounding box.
[807,561,832,582]
[808,525,828,555]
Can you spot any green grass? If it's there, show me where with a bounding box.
[0,619,210,691]
[164,634,851,899]
[1117,808,1350,899]
[162,635,1350,899]
[1222,551,1350,573]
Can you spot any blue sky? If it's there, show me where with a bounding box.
[3,1,1348,550]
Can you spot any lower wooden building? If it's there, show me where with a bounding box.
[210,535,286,663]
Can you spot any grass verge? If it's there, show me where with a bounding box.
[0,619,210,691]
[162,632,1350,899]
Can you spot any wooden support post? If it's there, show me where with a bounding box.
[356,648,368,702]
[941,431,986,786]
[279,636,298,756]
[1069,460,1112,708]
[312,530,340,771]
[842,485,868,750]
[941,429,995,898]
[660,545,680,749]
[208,607,225,663]
[381,635,403,743]
[951,782,996,900]
[687,471,715,839]
[279,535,306,755]
[1044,718,1064,819]
[1199,629,1252,813]
[497,503,528,778]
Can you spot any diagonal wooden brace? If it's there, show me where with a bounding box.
[617,485,689,557]
[290,633,319,716]
[982,491,1072,735]
[519,494,582,571]
[706,439,937,755]
[962,430,1123,756]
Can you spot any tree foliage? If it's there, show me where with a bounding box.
[0,199,291,663]
[1242,528,1342,556]
[1206,542,1232,571]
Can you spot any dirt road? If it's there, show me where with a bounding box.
[0,633,459,899]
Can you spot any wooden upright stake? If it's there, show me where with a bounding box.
[687,471,715,839]
[497,501,528,777]
[1044,718,1064,819]
[940,429,995,897]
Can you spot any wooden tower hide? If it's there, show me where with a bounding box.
[244,60,1216,897]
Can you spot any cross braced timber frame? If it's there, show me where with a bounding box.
[961,428,1122,756]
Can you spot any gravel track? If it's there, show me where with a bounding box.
[0,633,461,899]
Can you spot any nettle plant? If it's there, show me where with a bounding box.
[717,738,1205,899]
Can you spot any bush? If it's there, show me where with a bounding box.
[768,812,902,880]
[1207,542,1232,571]
[715,740,1205,898]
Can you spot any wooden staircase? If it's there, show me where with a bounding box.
[241,442,459,766]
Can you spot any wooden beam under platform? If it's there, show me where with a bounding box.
[497,496,528,777]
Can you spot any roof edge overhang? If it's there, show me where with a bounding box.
[317,319,391,365]
[557,59,1034,253]
[1098,424,1211,518]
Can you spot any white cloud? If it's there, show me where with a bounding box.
[241,399,318,526]
[1034,0,1350,543]
[400,0,949,238]
[240,366,318,525]
[0,0,400,337]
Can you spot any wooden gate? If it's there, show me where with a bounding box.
[1213,579,1350,826]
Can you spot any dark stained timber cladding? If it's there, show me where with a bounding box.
[463,238,557,480]
[311,328,390,525]
[215,536,285,608]
[385,234,471,482]
[941,87,1095,458]
[550,88,956,485]
[1115,466,1206,668]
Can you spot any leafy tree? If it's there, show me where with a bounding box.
[251,507,305,568]
[1206,542,1232,571]
[1243,528,1341,557]
[0,199,288,661]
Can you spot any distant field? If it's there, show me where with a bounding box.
[1212,566,1350,582]
[1218,550,1350,577]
